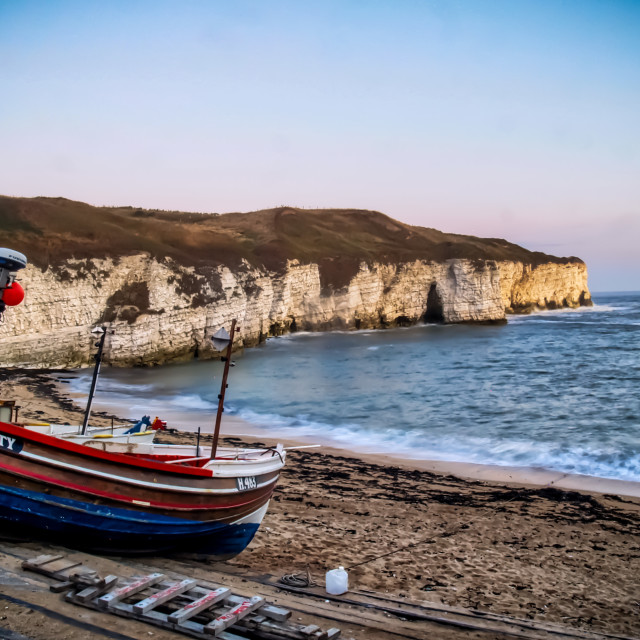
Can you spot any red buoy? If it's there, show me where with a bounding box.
[2,281,25,306]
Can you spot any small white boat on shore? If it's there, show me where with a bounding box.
[22,422,156,444]
[60,429,156,444]
[24,422,132,437]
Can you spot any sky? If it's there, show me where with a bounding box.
[1,1,638,291]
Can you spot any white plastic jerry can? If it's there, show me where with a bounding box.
[325,566,349,595]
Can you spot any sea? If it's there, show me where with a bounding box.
[70,292,640,483]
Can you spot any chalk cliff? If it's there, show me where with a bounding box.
[0,197,591,368]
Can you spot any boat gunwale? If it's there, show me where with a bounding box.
[0,421,275,478]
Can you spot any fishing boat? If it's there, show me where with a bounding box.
[0,419,285,557]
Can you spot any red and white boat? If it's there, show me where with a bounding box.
[0,420,285,557]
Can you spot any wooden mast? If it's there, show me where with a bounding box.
[81,327,107,435]
[210,319,237,459]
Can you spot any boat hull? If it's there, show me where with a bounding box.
[0,483,266,556]
[0,422,284,557]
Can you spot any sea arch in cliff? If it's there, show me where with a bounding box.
[423,283,444,323]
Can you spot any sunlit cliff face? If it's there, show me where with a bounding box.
[0,255,589,369]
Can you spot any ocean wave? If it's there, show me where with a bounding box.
[269,331,326,341]
[164,393,217,412]
[226,406,640,482]
[63,373,156,396]
[506,306,626,324]
[262,323,446,344]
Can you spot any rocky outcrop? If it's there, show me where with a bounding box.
[0,255,590,368]
[497,261,591,313]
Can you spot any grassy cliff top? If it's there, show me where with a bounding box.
[0,196,581,286]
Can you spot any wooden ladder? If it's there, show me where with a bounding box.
[22,555,340,640]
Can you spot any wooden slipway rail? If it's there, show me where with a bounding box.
[125,556,639,640]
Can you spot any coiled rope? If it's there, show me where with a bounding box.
[279,567,317,588]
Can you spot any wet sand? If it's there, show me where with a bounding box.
[1,369,639,637]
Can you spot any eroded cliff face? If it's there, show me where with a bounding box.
[497,261,591,313]
[0,255,591,368]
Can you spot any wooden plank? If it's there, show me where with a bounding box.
[257,604,291,622]
[227,594,291,621]
[50,580,74,593]
[133,579,196,614]
[243,618,331,640]
[76,575,119,602]
[43,560,83,574]
[168,587,229,624]
[23,558,83,577]
[22,554,64,569]
[172,617,247,640]
[97,573,165,609]
[300,624,320,635]
[204,596,263,636]
[68,568,97,578]
[137,608,169,624]
[66,568,99,583]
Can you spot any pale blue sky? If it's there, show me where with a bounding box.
[1,1,638,290]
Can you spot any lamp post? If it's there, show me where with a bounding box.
[81,326,107,435]
[210,319,237,459]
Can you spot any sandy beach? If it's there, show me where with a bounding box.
[0,369,639,638]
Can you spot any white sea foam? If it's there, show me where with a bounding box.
[62,373,155,396]
[265,323,438,344]
[506,305,624,324]
[166,393,217,412]
[229,406,640,482]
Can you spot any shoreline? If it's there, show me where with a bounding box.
[209,415,640,499]
[3,367,639,499]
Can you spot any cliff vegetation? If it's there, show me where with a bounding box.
[0,196,582,291]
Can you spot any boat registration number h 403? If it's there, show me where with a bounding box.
[236,476,257,491]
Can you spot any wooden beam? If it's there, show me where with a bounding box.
[300,624,320,635]
[98,573,165,609]
[133,579,197,614]
[49,580,74,593]
[168,587,230,624]
[204,596,263,636]
[76,575,119,602]
[21,554,64,569]
[226,594,291,621]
